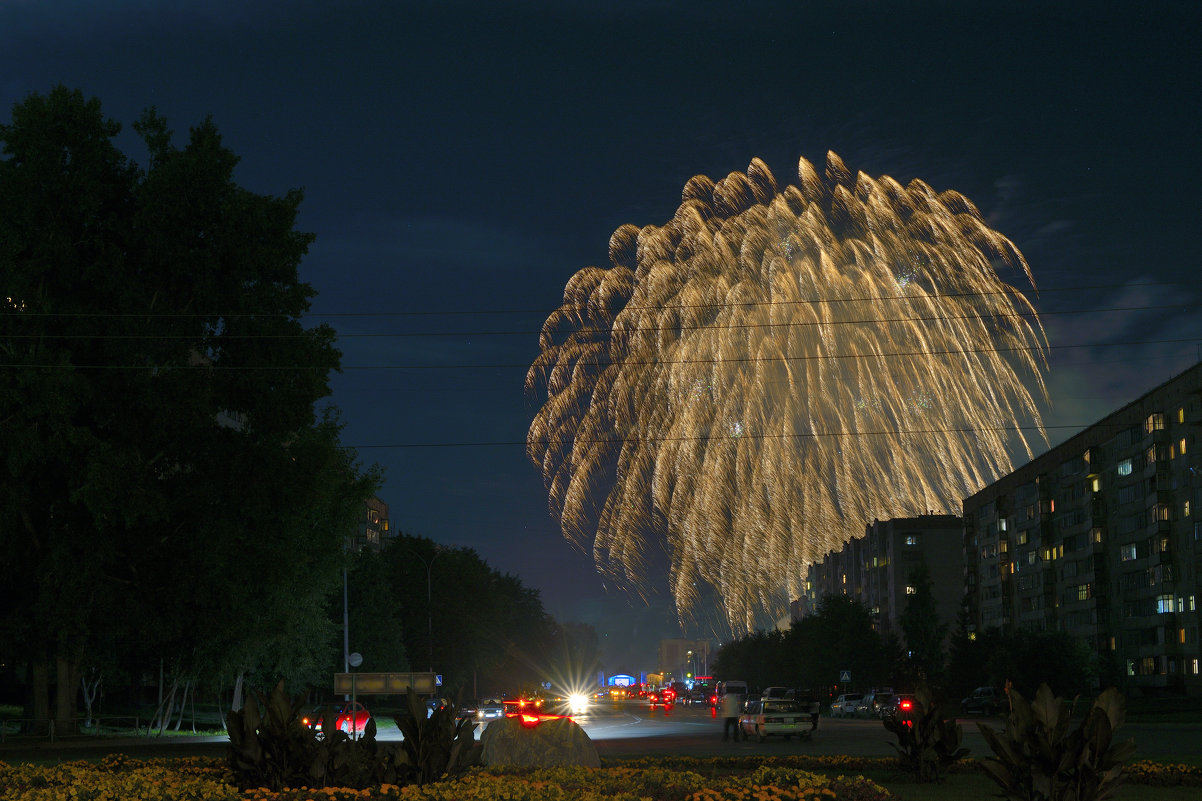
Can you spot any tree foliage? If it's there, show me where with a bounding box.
[898,562,947,686]
[712,595,887,692]
[367,534,560,700]
[0,86,376,724]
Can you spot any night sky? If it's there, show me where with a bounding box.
[4,1,1200,669]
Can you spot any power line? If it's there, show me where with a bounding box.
[1,300,1198,340]
[346,420,1141,450]
[2,336,1198,371]
[2,279,1188,321]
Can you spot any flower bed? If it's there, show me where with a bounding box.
[2,753,1198,801]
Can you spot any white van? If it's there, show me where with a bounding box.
[715,680,748,698]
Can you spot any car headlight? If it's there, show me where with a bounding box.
[568,694,588,714]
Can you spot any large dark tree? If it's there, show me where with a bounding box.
[898,562,947,687]
[712,594,888,696]
[378,534,555,700]
[0,87,375,730]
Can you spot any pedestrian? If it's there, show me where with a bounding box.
[721,691,744,741]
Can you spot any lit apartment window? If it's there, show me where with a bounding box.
[1185,501,1191,518]
[1157,594,1175,614]
[1146,413,1165,433]
[1120,543,1137,561]
[1179,628,1187,645]
[905,585,917,595]
[1091,477,1101,492]
[1017,531,1028,545]
[904,535,918,545]
[1180,438,1188,456]
[1076,584,1091,601]
[1117,458,1133,476]
[1179,407,1185,424]
[1193,659,1199,676]
[1000,518,1008,532]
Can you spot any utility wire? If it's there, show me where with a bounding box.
[1,336,1198,370]
[2,280,1187,321]
[1,301,1197,340]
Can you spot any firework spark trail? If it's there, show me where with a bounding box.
[527,152,1048,634]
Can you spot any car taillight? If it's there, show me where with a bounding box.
[900,700,912,710]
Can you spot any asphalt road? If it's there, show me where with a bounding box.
[2,702,1197,764]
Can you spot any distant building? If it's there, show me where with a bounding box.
[349,496,390,553]
[657,638,712,682]
[802,514,964,640]
[963,362,1202,697]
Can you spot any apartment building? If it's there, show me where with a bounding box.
[802,514,964,639]
[347,495,391,553]
[963,362,1202,697]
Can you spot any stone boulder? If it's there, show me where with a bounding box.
[479,715,601,768]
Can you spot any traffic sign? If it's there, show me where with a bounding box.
[839,669,851,683]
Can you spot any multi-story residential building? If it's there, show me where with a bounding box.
[802,514,964,639]
[963,362,1202,697]
[348,496,391,553]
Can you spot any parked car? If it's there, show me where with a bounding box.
[738,698,816,741]
[302,701,372,737]
[961,686,1007,715]
[829,693,863,717]
[856,691,895,718]
[881,693,917,722]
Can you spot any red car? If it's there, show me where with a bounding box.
[303,701,372,737]
[648,687,676,709]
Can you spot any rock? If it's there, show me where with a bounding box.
[480,715,601,768]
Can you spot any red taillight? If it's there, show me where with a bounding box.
[519,713,540,728]
[900,700,913,710]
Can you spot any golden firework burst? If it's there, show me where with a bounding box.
[527,152,1047,634]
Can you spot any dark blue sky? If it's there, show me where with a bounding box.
[4,0,1200,668]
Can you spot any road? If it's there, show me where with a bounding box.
[2,700,1197,763]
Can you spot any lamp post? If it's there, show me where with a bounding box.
[411,548,445,672]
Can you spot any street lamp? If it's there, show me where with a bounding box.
[410,547,445,672]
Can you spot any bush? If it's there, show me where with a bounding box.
[977,684,1136,801]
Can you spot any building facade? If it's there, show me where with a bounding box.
[348,496,391,553]
[657,638,712,682]
[802,514,964,639]
[963,363,1202,697]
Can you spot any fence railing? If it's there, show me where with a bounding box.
[0,716,144,743]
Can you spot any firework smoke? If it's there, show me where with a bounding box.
[526,152,1047,634]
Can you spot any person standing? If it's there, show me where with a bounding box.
[721,691,744,741]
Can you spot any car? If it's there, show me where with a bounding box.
[961,686,1007,716]
[738,698,816,741]
[462,697,506,723]
[829,693,863,717]
[761,686,792,699]
[648,686,677,709]
[856,691,895,718]
[302,701,372,737]
[881,693,917,722]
